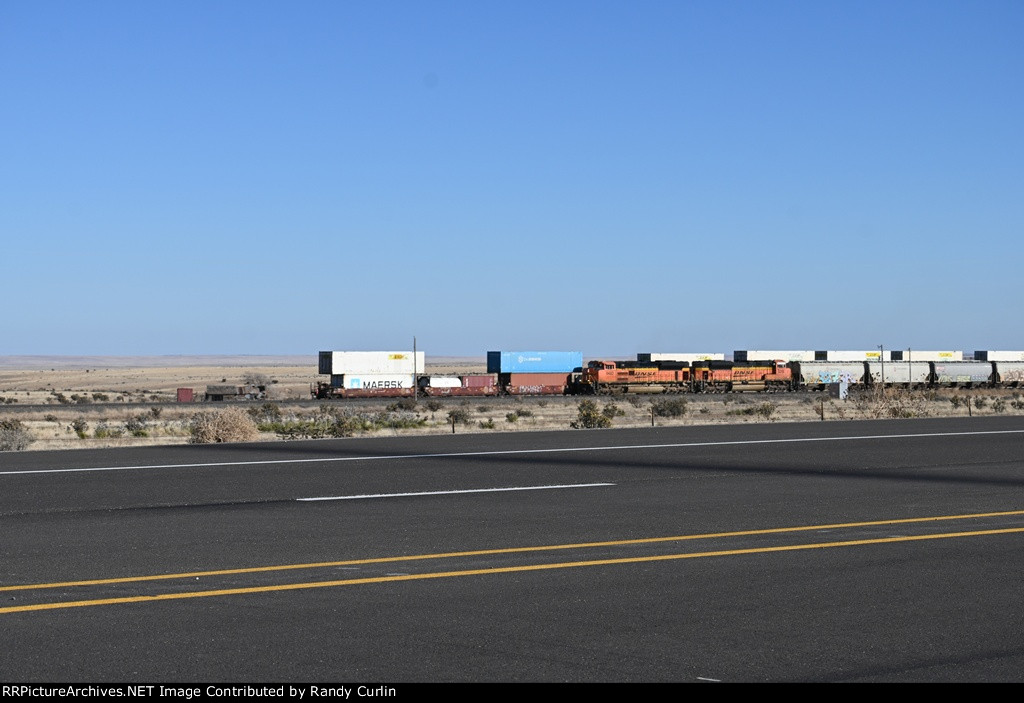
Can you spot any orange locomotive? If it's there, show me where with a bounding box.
[691,360,793,392]
[577,360,692,394]
[577,359,793,394]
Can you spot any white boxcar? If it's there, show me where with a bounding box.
[975,351,1024,362]
[319,351,425,376]
[932,362,994,386]
[866,361,932,385]
[734,350,816,362]
[994,362,1024,386]
[793,361,867,388]
[816,350,890,362]
[637,352,725,362]
[890,350,962,362]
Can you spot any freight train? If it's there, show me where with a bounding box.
[312,349,1024,399]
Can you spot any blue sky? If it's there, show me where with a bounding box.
[2,1,1021,358]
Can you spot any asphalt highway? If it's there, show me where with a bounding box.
[2,416,1024,682]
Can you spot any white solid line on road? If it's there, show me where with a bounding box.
[297,482,616,502]
[3,428,1023,476]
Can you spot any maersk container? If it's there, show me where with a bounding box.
[734,350,815,362]
[932,362,994,386]
[487,351,583,374]
[319,351,425,376]
[866,361,932,386]
[328,373,416,398]
[793,361,867,388]
[975,350,1024,362]
[890,350,962,362]
[815,350,890,362]
[637,352,724,363]
[995,362,1024,386]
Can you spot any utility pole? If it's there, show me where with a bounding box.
[879,344,885,397]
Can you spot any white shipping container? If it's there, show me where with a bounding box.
[817,350,890,361]
[424,376,462,388]
[734,350,816,362]
[891,350,962,362]
[343,374,415,390]
[975,351,1024,362]
[320,351,425,376]
[638,352,725,363]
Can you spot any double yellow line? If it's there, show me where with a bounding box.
[4,510,1023,614]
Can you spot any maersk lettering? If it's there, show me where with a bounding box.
[362,380,404,389]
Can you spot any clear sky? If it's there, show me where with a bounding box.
[2,1,1021,359]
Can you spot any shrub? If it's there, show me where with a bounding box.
[571,400,612,429]
[248,402,283,423]
[71,419,89,438]
[94,422,123,439]
[0,419,33,451]
[189,408,260,444]
[425,399,444,412]
[124,416,149,437]
[479,418,495,429]
[386,398,418,412]
[447,408,471,425]
[992,398,1006,414]
[651,398,688,418]
[602,403,625,419]
[505,413,519,423]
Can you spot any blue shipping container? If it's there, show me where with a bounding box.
[487,351,583,374]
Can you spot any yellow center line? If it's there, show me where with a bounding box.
[3,509,1022,593]
[4,526,1024,614]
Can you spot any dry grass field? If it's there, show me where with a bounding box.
[1,356,1023,452]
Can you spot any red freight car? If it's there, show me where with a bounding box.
[501,372,570,395]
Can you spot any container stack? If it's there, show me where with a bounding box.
[318,351,424,398]
[486,351,583,395]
